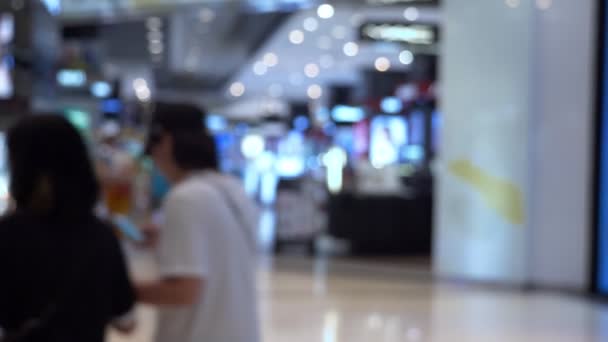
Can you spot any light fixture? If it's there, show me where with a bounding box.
[90,81,112,98]
[317,4,335,19]
[229,82,245,97]
[133,78,148,91]
[136,87,151,102]
[381,97,403,114]
[263,52,279,67]
[403,7,419,21]
[375,57,391,72]
[320,54,334,69]
[304,63,320,78]
[303,17,319,32]
[253,61,268,76]
[399,50,414,65]
[317,36,333,50]
[343,42,359,57]
[323,146,347,194]
[57,69,86,88]
[308,84,323,100]
[332,25,347,40]
[289,30,305,44]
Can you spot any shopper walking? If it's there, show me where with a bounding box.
[136,103,260,342]
[0,116,136,342]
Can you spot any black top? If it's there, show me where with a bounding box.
[0,212,135,342]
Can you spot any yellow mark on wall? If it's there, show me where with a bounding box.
[449,160,525,226]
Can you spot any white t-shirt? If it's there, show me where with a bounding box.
[156,171,260,342]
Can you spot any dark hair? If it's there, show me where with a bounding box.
[148,102,218,171]
[7,115,100,221]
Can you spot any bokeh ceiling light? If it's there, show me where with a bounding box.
[229,82,246,97]
[307,84,323,100]
[303,17,319,32]
[263,53,279,67]
[343,42,359,57]
[317,4,335,19]
[399,50,414,65]
[375,57,391,72]
[133,78,147,90]
[253,61,268,76]
[136,87,151,102]
[403,7,420,21]
[289,30,305,44]
[304,63,320,78]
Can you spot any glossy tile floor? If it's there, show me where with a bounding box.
[110,254,608,342]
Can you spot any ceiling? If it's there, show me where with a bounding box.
[225,3,440,104]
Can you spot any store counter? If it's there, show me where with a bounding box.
[327,191,432,255]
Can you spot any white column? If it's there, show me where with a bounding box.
[434,0,595,289]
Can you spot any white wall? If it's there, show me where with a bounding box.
[528,0,596,290]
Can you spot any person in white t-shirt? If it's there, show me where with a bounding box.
[135,103,260,342]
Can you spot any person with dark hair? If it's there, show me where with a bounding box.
[136,103,260,342]
[0,115,136,342]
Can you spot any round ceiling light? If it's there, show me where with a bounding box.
[263,52,279,67]
[399,50,414,65]
[317,4,335,19]
[253,61,268,76]
[303,17,319,32]
[343,42,359,57]
[229,82,245,97]
[289,30,305,45]
[308,84,323,100]
[304,63,320,78]
[403,7,420,21]
[375,57,391,72]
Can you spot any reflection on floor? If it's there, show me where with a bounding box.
[110,255,608,342]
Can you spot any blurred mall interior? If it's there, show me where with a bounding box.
[3,0,608,341]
